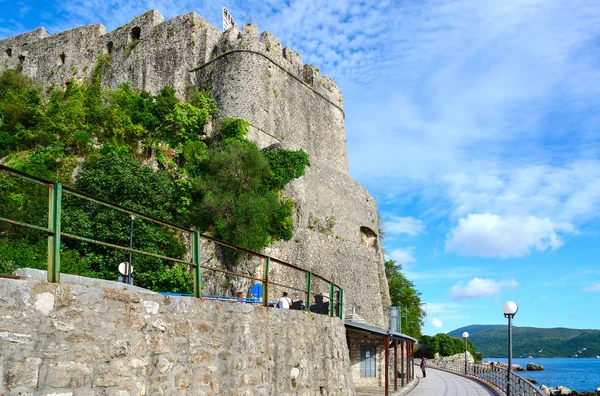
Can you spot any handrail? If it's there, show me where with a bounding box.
[429,359,545,395]
[0,164,344,318]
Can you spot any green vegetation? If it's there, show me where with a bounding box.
[0,67,309,293]
[448,325,600,358]
[385,259,424,339]
[418,332,482,362]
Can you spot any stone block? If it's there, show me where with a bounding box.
[283,47,302,70]
[5,358,42,389]
[259,31,282,53]
[45,361,92,388]
[242,24,259,41]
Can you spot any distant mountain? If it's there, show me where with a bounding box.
[448,325,600,358]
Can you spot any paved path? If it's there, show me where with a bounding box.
[407,368,498,396]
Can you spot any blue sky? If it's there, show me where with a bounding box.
[3,0,600,335]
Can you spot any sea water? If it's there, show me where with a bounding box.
[485,357,600,392]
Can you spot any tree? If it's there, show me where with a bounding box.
[385,259,424,338]
[418,333,482,362]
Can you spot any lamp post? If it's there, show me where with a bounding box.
[503,301,519,396]
[462,332,469,374]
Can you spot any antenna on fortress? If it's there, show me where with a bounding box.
[222,7,239,31]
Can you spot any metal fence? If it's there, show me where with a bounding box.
[0,164,343,317]
[430,360,545,396]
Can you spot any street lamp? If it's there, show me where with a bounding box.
[503,301,519,396]
[462,332,469,374]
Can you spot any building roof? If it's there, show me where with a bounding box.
[344,320,418,343]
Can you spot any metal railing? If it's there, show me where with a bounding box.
[0,165,343,317]
[430,359,545,396]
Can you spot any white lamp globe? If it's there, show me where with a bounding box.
[503,301,518,315]
[462,332,469,338]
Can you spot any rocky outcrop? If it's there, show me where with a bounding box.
[485,361,526,371]
[527,362,545,371]
[540,385,600,396]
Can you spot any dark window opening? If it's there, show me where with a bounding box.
[18,55,25,63]
[360,226,377,248]
[107,41,113,54]
[59,53,66,65]
[5,48,12,57]
[130,26,141,40]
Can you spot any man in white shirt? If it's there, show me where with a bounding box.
[278,292,292,309]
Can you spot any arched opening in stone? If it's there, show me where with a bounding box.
[18,55,25,63]
[107,41,113,54]
[59,53,66,65]
[130,26,141,40]
[5,48,12,57]
[360,226,377,248]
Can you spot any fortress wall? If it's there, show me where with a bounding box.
[0,277,354,395]
[1,24,106,88]
[100,11,221,96]
[0,28,50,71]
[195,50,349,174]
[266,229,388,329]
[0,10,222,98]
[0,10,390,329]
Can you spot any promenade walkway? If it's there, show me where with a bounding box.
[406,367,499,396]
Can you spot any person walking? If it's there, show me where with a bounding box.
[420,356,427,378]
[278,292,292,309]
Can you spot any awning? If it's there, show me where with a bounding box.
[344,320,417,343]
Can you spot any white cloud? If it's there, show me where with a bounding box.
[386,248,416,265]
[344,0,600,246]
[432,317,443,328]
[582,283,600,292]
[385,216,425,236]
[451,277,518,301]
[445,213,575,258]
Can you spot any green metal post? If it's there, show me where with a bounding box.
[338,288,344,319]
[193,231,201,298]
[329,282,334,316]
[47,183,62,283]
[305,272,312,311]
[263,257,270,307]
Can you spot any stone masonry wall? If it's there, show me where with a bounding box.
[0,276,354,395]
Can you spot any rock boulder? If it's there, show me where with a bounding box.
[527,362,545,371]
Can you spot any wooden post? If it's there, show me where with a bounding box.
[411,343,415,380]
[385,336,389,396]
[394,340,398,391]
[401,340,405,387]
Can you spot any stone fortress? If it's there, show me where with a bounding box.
[0,10,423,396]
[0,10,389,328]
[0,9,391,330]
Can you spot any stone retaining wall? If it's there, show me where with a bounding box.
[0,277,354,395]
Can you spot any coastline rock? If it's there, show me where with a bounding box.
[527,362,545,371]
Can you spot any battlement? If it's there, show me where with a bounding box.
[213,23,344,110]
